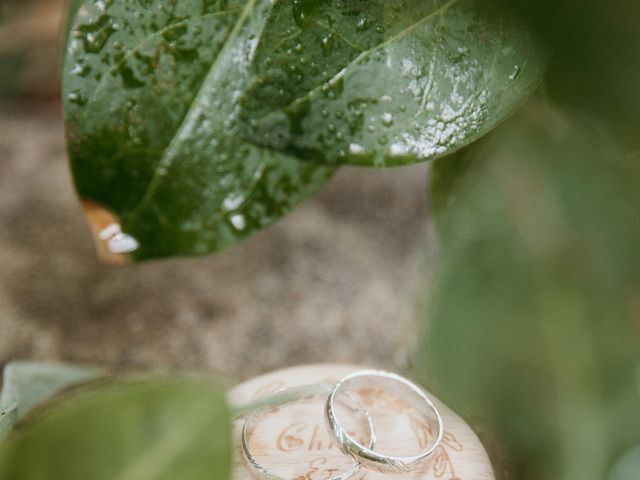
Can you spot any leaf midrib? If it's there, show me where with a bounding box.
[127,0,260,218]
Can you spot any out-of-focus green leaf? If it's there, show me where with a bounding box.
[428,150,476,236]
[610,446,640,480]
[494,0,640,150]
[0,376,231,480]
[240,0,546,166]
[63,0,334,261]
[0,362,101,439]
[415,101,640,480]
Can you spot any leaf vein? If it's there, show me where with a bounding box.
[83,8,243,108]
[127,0,260,218]
[272,0,460,116]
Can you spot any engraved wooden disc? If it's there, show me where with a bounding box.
[228,364,495,480]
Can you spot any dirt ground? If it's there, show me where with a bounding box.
[0,105,433,382]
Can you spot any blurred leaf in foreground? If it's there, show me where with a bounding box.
[0,361,101,439]
[428,149,476,237]
[0,376,231,480]
[610,446,640,480]
[417,101,640,480]
[495,0,640,150]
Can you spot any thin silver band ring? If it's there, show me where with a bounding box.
[325,370,444,474]
[242,384,376,480]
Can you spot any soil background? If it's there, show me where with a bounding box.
[0,0,432,382]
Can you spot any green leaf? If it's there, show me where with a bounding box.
[239,0,546,166]
[428,149,477,236]
[493,0,640,151]
[611,446,640,480]
[414,102,640,480]
[63,0,334,261]
[63,0,84,52]
[0,376,231,480]
[0,362,101,439]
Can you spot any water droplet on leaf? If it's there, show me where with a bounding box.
[321,34,334,56]
[230,214,247,231]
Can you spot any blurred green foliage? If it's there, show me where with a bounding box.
[495,0,640,150]
[612,447,640,480]
[0,362,101,439]
[418,101,640,480]
[417,2,640,478]
[0,375,231,480]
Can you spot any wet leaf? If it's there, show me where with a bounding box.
[63,0,334,261]
[0,376,231,480]
[63,0,84,50]
[415,102,640,480]
[0,362,101,439]
[239,0,546,166]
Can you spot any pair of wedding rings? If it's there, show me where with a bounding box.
[241,370,444,477]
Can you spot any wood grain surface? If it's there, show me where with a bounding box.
[229,364,495,480]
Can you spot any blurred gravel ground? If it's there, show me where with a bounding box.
[0,107,432,381]
[0,0,64,103]
[0,0,433,381]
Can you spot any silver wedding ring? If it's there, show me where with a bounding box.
[239,370,443,477]
[325,370,444,473]
[241,384,376,480]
